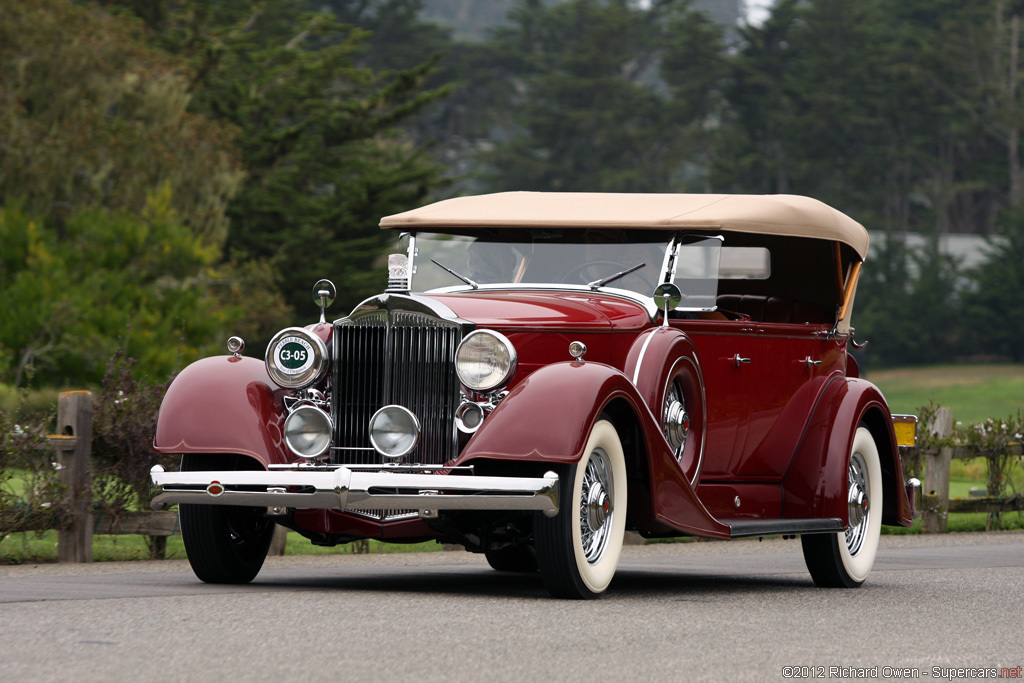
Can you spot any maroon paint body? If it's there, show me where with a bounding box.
[154,356,288,467]
[155,289,913,540]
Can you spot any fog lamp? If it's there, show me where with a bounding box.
[455,402,485,434]
[284,405,333,458]
[369,405,421,459]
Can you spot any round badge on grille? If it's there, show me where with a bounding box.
[275,336,315,375]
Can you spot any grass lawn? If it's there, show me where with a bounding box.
[0,528,445,565]
[865,363,1024,425]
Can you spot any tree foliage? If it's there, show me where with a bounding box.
[1,0,448,388]
[0,0,243,245]
[460,0,725,193]
[133,0,452,315]
[0,194,260,386]
[709,0,1024,365]
[5,0,1024,376]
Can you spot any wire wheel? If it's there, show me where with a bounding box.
[801,426,883,588]
[845,451,871,556]
[579,447,615,564]
[535,419,627,599]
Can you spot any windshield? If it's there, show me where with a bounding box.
[400,229,721,310]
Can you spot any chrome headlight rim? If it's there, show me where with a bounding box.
[265,327,328,389]
[283,403,334,458]
[455,329,518,393]
[369,405,421,460]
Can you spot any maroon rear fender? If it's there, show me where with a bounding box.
[153,356,288,467]
[783,377,913,526]
[623,327,706,484]
[457,361,730,538]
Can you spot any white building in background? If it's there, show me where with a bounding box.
[866,232,1006,277]
[420,1,748,42]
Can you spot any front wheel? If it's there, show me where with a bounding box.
[801,426,883,587]
[535,419,627,599]
[179,454,275,584]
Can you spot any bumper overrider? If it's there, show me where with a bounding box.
[150,464,559,518]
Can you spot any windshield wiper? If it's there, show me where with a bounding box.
[431,258,479,289]
[588,262,645,290]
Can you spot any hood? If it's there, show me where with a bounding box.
[424,290,651,332]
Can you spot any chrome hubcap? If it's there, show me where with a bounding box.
[846,451,870,556]
[663,382,689,459]
[579,448,614,564]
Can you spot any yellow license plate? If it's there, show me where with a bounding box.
[892,415,917,447]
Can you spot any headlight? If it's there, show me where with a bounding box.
[284,405,333,458]
[455,330,517,392]
[265,327,328,389]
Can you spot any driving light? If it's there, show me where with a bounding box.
[455,402,485,434]
[284,405,333,458]
[226,336,245,356]
[369,405,421,459]
[455,330,517,392]
[265,327,328,389]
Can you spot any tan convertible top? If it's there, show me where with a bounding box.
[380,192,869,259]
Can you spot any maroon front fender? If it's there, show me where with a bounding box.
[153,356,288,468]
[783,377,913,526]
[457,361,730,538]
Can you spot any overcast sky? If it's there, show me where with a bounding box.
[744,0,773,27]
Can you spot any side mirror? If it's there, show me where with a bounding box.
[312,279,336,323]
[652,282,682,326]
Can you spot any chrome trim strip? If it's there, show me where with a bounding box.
[267,463,476,472]
[344,292,465,326]
[150,465,559,516]
[424,283,662,317]
[631,329,659,386]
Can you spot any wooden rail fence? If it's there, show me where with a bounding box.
[2,391,287,561]
[2,394,1020,561]
[919,406,1024,533]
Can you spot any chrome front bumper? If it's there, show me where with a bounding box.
[150,464,559,517]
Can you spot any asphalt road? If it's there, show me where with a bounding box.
[1,532,1021,682]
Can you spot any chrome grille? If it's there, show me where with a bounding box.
[332,311,463,467]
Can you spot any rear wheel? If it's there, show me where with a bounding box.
[535,419,627,599]
[801,427,882,587]
[179,454,275,584]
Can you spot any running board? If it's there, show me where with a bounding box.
[723,518,844,539]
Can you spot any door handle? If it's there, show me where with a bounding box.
[733,354,752,366]
[804,356,822,367]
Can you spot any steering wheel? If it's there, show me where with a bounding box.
[561,261,657,290]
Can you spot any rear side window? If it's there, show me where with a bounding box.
[719,247,771,280]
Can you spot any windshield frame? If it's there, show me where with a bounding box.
[394,230,722,316]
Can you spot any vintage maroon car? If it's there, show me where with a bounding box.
[151,192,920,598]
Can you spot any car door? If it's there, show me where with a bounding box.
[729,323,840,479]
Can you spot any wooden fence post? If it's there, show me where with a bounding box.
[56,391,93,563]
[268,525,288,556]
[923,406,953,534]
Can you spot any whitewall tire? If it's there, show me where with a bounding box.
[801,426,883,587]
[535,419,628,599]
